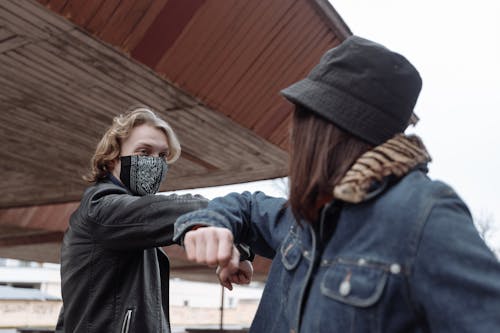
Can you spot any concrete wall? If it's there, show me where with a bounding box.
[0,300,258,329]
[0,300,61,328]
[171,301,258,327]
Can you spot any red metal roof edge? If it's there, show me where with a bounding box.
[309,0,352,39]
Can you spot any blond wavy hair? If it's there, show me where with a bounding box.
[84,107,181,183]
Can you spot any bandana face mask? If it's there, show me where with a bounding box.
[119,155,168,196]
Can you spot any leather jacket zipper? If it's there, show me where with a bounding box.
[121,309,132,333]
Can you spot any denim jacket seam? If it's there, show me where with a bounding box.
[294,223,316,332]
[280,228,307,270]
[321,257,411,276]
[405,190,441,321]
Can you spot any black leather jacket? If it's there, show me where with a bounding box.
[55,178,208,333]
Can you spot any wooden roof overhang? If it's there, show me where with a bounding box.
[0,0,350,281]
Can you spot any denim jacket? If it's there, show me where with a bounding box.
[175,169,500,333]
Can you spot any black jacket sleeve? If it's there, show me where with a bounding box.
[76,181,208,250]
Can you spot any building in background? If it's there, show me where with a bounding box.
[0,259,61,330]
[0,258,264,332]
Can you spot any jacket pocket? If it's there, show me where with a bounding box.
[280,229,302,270]
[121,309,133,333]
[320,260,388,307]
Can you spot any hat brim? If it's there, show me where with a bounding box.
[280,78,402,145]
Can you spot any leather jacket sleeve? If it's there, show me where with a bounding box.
[77,182,208,250]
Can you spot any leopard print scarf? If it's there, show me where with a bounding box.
[333,134,431,203]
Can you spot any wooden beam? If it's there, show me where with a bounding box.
[0,231,63,247]
[0,202,78,230]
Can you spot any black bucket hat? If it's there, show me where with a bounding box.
[281,36,422,145]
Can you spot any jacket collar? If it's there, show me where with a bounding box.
[106,173,127,189]
[333,134,431,203]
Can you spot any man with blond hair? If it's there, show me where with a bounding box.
[55,107,237,333]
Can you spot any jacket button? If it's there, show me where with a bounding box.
[339,280,351,296]
[390,263,401,274]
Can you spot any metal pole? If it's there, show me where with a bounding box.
[220,285,224,331]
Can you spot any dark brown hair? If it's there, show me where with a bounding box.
[288,105,373,223]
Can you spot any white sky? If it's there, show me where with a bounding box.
[167,0,500,252]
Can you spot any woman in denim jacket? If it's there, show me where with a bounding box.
[174,36,500,332]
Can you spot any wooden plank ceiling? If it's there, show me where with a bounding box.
[0,0,350,280]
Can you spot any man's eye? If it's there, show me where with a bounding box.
[138,149,149,156]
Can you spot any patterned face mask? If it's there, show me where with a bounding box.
[119,156,168,196]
